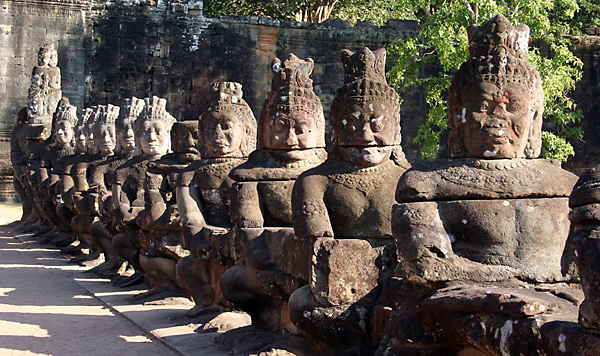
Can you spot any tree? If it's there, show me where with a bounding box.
[384,0,584,161]
[204,0,340,23]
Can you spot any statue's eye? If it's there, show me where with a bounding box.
[479,100,489,112]
[506,100,521,113]
[296,124,309,135]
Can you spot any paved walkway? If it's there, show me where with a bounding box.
[0,204,229,356]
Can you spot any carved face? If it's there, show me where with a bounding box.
[75,128,87,153]
[264,109,318,161]
[38,49,51,67]
[462,81,533,158]
[96,124,116,155]
[172,124,199,155]
[335,100,398,167]
[200,110,244,158]
[54,121,73,146]
[139,119,169,156]
[118,122,135,151]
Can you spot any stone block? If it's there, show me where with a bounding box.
[311,238,379,307]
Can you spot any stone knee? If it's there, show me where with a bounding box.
[221,263,281,330]
[56,203,74,228]
[139,248,176,286]
[176,255,213,306]
[112,232,141,271]
[91,220,115,255]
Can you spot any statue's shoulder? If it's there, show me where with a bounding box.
[397,158,578,202]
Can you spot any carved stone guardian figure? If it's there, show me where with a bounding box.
[27,44,62,125]
[71,104,121,264]
[136,121,199,300]
[111,96,176,287]
[288,47,410,353]
[36,98,76,242]
[384,15,581,355]
[221,54,327,331]
[176,82,256,317]
[89,97,144,276]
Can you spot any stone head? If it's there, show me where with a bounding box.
[74,108,88,154]
[117,97,145,153]
[331,47,402,167]
[171,121,199,162]
[448,14,544,159]
[38,44,58,67]
[82,106,99,154]
[134,96,176,156]
[199,82,257,159]
[94,104,120,156]
[52,97,77,147]
[26,124,51,151]
[259,54,325,162]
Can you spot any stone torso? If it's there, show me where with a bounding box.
[300,154,408,240]
[114,155,155,209]
[396,158,578,281]
[180,158,245,227]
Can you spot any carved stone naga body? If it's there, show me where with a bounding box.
[221,54,327,331]
[175,82,256,317]
[384,15,583,356]
[288,47,410,353]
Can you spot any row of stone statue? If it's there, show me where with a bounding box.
[11,15,600,355]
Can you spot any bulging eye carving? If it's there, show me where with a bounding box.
[506,100,522,113]
[371,122,383,132]
[479,100,489,112]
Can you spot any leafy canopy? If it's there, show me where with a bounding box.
[384,0,584,161]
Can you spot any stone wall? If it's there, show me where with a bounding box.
[84,1,424,157]
[0,0,87,200]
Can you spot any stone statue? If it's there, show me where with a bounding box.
[221,54,327,331]
[384,15,580,355]
[70,104,121,264]
[111,96,176,287]
[27,44,62,125]
[53,105,92,249]
[288,47,410,353]
[16,122,52,234]
[176,81,256,317]
[89,97,143,276]
[135,121,199,300]
[11,108,35,226]
[36,98,76,242]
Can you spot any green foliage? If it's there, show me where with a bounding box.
[330,0,415,26]
[541,131,575,161]
[385,0,584,161]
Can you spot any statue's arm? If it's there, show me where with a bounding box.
[292,174,333,239]
[230,181,263,228]
[176,165,206,249]
[145,171,169,226]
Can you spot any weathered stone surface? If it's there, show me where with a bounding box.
[27,44,62,125]
[223,54,326,332]
[289,47,409,352]
[176,82,256,317]
[569,164,600,330]
[386,15,584,356]
[311,238,379,307]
